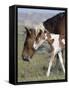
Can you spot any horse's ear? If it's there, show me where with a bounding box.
[24,26,31,35]
[25,27,29,32]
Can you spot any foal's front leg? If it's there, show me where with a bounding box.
[47,52,55,77]
[58,51,65,73]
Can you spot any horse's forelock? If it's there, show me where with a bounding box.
[35,23,46,36]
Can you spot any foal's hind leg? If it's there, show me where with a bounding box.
[58,51,65,73]
[47,52,55,77]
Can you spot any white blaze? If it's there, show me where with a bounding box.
[33,40,45,50]
[33,42,38,50]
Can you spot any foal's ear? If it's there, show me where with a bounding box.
[44,30,47,33]
[48,39,54,44]
[50,39,54,44]
[39,29,42,35]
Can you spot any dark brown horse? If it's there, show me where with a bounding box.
[22,12,65,61]
[43,12,65,35]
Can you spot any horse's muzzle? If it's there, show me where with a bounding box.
[22,55,31,62]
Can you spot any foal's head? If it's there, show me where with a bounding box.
[33,30,54,50]
[33,30,46,50]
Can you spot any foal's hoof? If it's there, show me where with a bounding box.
[46,73,50,77]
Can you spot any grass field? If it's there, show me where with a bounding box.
[18,34,65,82]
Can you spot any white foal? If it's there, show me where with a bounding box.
[33,30,65,77]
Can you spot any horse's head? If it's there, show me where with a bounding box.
[22,26,36,61]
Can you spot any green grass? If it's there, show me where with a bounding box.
[18,34,65,82]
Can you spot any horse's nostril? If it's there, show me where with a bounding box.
[22,56,30,62]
